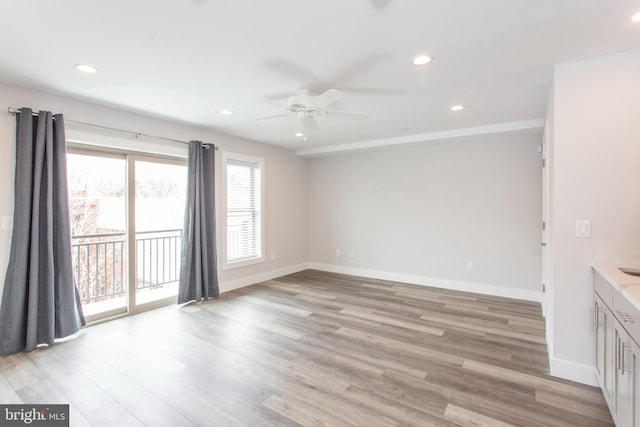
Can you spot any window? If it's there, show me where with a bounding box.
[223,152,264,269]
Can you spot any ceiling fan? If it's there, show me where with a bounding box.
[254,89,370,131]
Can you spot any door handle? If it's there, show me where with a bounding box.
[541,242,547,247]
[617,337,621,371]
[623,343,633,374]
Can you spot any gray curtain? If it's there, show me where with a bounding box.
[0,108,85,355]
[178,141,219,303]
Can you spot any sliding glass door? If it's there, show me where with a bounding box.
[133,158,187,306]
[68,152,128,320]
[68,149,187,322]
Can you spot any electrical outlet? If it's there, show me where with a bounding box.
[466,261,473,271]
[335,249,341,257]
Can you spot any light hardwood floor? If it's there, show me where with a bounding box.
[0,270,613,426]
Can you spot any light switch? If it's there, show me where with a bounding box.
[1,216,12,230]
[576,220,591,238]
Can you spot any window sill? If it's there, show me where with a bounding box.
[222,256,265,271]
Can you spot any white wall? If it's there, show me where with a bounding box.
[307,132,542,300]
[549,49,640,384]
[0,82,309,299]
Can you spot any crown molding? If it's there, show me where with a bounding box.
[295,118,545,157]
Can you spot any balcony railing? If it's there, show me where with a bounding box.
[71,229,182,305]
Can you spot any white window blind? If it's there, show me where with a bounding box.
[225,157,263,265]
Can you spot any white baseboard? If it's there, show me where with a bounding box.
[219,263,309,294]
[308,262,542,303]
[550,357,598,387]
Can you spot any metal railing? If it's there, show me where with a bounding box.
[135,229,182,291]
[71,229,182,305]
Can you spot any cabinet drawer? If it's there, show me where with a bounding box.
[595,271,614,309]
[613,290,640,343]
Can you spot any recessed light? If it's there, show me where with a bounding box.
[412,55,432,66]
[75,64,97,74]
[295,132,304,137]
[632,12,640,22]
[219,109,233,115]
[451,104,465,112]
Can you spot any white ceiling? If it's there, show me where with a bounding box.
[1,1,639,153]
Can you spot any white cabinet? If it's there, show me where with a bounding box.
[612,317,640,427]
[594,270,640,427]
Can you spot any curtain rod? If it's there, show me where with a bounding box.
[7,107,218,150]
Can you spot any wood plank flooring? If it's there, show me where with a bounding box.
[0,269,613,426]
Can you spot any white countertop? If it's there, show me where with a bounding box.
[593,261,640,311]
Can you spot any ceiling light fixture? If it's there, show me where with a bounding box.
[412,55,432,66]
[295,132,304,137]
[75,64,97,74]
[451,104,465,111]
[219,109,233,115]
[632,12,640,22]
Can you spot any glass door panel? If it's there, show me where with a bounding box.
[67,152,127,320]
[134,159,187,306]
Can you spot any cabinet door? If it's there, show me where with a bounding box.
[605,307,615,403]
[631,339,639,427]
[615,319,632,426]
[596,298,604,381]
[597,296,615,404]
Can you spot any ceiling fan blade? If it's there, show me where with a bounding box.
[329,52,390,87]
[326,110,370,119]
[309,89,345,109]
[253,114,288,122]
[371,0,391,9]
[264,59,323,86]
[264,90,298,101]
[338,86,404,95]
[302,116,319,131]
